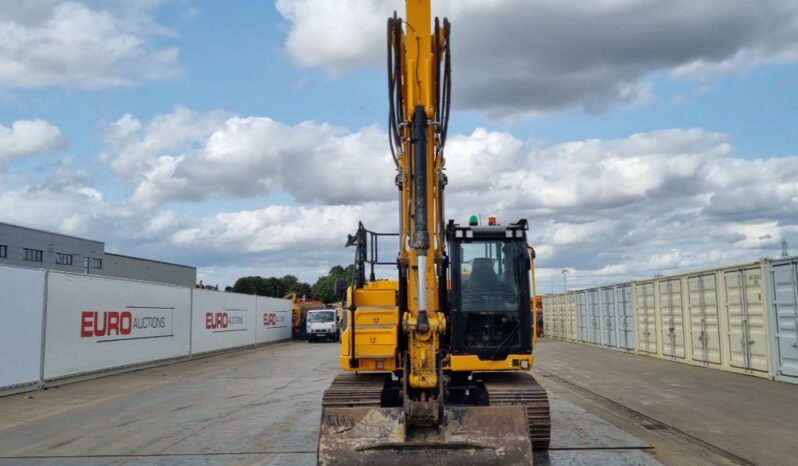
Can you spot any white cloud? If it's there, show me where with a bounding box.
[3,109,797,288]
[103,109,395,207]
[276,0,798,115]
[0,119,66,163]
[93,108,798,284]
[0,0,180,88]
[104,107,230,176]
[275,0,391,74]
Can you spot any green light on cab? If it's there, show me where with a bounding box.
[469,215,479,226]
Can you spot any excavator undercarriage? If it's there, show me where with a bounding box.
[319,372,549,465]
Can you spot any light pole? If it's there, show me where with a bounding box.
[561,269,568,291]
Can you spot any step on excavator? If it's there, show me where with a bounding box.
[317,1,550,464]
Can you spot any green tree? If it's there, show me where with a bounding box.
[230,275,312,298]
[311,265,355,303]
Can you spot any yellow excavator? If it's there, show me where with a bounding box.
[318,1,550,464]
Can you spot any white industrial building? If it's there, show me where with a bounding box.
[0,221,196,287]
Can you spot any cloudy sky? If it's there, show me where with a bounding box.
[1,0,797,291]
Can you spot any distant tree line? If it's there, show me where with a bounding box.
[226,264,355,303]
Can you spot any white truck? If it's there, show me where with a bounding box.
[306,309,339,342]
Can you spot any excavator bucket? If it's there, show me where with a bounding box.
[318,405,534,465]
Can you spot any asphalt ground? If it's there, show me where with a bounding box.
[534,339,798,466]
[1,338,792,465]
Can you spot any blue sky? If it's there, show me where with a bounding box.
[1,0,797,290]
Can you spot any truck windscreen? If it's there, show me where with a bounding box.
[307,312,334,323]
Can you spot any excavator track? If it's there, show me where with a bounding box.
[321,372,388,408]
[481,372,552,451]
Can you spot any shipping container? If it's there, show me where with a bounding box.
[631,262,772,378]
[588,289,601,344]
[576,291,588,342]
[543,294,559,339]
[541,259,792,383]
[767,257,798,383]
[687,272,722,365]
[564,283,635,351]
[617,284,636,350]
[635,281,658,354]
[554,294,563,338]
[599,287,617,347]
[723,266,769,373]
[542,297,551,338]
[565,292,577,340]
[658,277,687,359]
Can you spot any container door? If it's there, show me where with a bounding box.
[600,288,617,347]
[576,292,586,341]
[552,296,559,338]
[569,293,576,340]
[585,292,592,343]
[564,294,570,340]
[589,290,601,344]
[659,278,686,358]
[585,292,593,343]
[687,274,721,364]
[570,293,579,339]
[725,268,768,372]
[555,295,563,337]
[617,285,635,349]
[546,297,551,337]
[598,289,608,346]
[770,262,798,377]
[636,282,658,353]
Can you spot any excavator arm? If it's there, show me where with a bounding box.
[393,0,449,412]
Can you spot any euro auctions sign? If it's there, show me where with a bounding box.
[81,308,174,342]
[205,309,247,333]
[263,312,287,328]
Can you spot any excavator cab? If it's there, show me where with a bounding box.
[448,220,532,360]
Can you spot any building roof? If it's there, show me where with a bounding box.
[0,221,104,245]
[104,252,196,270]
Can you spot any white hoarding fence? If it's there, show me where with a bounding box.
[44,272,191,380]
[1,266,293,395]
[0,266,45,390]
[256,296,292,344]
[191,289,257,354]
